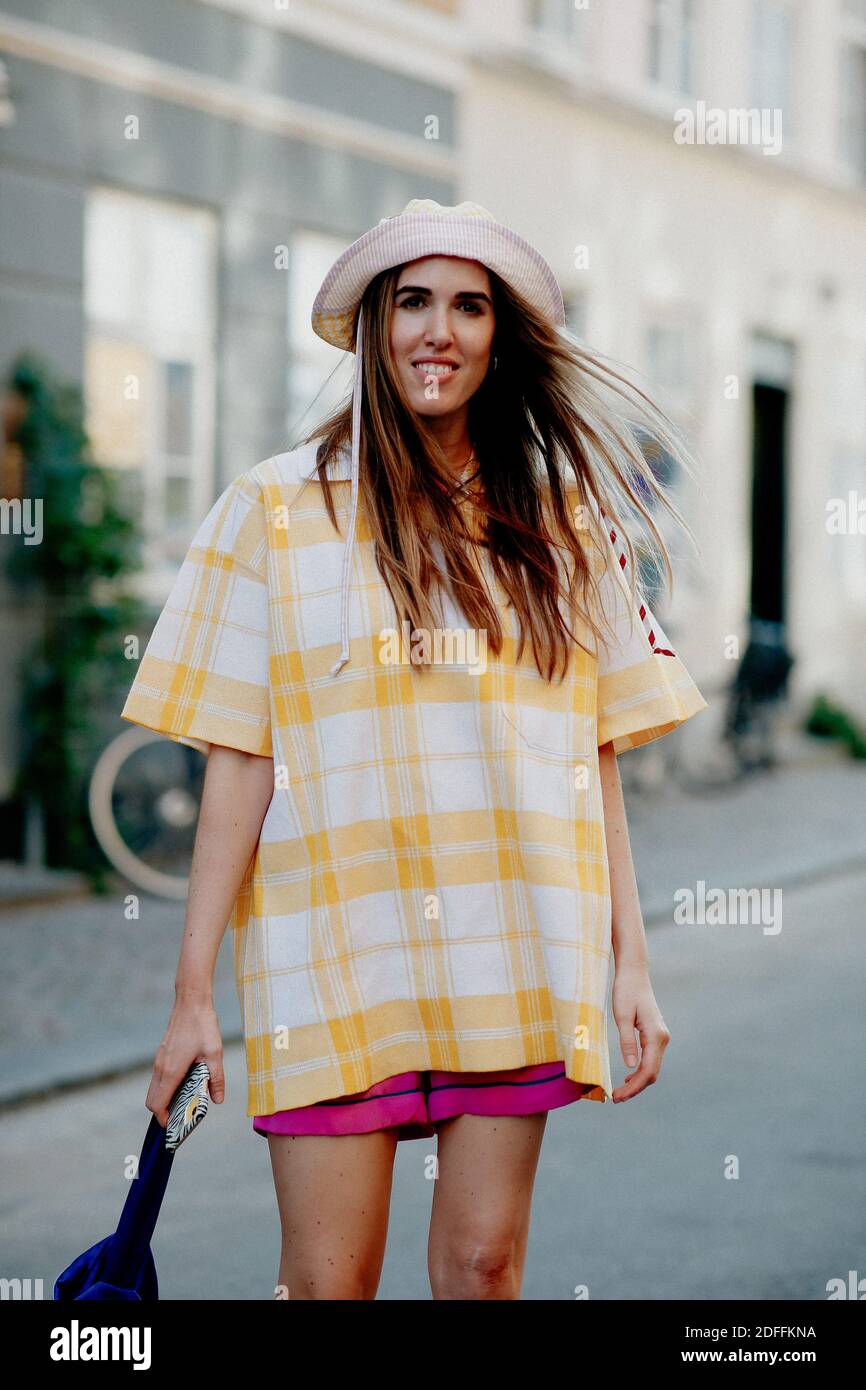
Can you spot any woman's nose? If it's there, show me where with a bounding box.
[424,307,453,345]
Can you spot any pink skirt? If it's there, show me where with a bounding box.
[253,1061,592,1141]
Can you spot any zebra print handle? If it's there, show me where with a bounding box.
[165,1060,211,1152]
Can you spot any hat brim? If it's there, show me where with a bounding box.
[311,211,565,351]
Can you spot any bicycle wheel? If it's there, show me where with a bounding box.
[89,727,205,899]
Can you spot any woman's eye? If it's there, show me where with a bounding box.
[397,296,483,313]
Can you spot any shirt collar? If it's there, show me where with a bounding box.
[298,441,552,488]
[298,441,352,481]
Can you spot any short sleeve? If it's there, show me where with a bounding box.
[120,471,272,758]
[587,500,708,755]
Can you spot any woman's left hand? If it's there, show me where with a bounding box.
[610,960,671,1102]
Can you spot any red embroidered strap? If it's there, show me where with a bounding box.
[599,504,677,658]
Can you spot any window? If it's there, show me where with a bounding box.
[287,230,358,442]
[827,347,866,598]
[0,57,14,128]
[829,451,866,599]
[841,0,866,176]
[830,345,866,446]
[751,330,795,388]
[523,0,594,67]
[84,189,217,583]
[841,40,866,177]
[751,0,795,127]
[648,0,697,96]
[641,316,701,591]
[562,290,589,341]
[645,320,697,410]
[526,0,586,38]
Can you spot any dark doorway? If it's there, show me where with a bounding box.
[750,382,788,628]
[725,346,796,768]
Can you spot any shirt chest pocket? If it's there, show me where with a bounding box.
[497,676,594,763]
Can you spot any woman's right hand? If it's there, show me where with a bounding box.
[145,995,225,1127]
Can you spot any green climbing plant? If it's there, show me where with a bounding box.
[3,350,143,882]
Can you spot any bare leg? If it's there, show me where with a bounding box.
[266,1128,400,1299]
[427,1111,548,1299]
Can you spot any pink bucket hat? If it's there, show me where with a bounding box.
[309,197,569,676]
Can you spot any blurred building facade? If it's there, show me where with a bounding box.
[1,0,865,828]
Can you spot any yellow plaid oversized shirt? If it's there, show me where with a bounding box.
[121,440,708,1115]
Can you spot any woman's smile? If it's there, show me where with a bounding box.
[411,358,460,380]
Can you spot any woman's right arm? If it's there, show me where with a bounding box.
[145,745,275,1125]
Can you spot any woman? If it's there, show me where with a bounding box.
[121,198,708,1300]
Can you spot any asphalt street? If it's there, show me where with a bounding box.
[4,858,864,1300]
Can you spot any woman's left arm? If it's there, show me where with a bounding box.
[598,739,672,1102]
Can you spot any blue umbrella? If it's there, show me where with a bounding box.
[54,1062,210,1301]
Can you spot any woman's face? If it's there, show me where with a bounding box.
[389,257,495,421]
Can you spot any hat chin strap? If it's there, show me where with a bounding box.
[329,303,365,676]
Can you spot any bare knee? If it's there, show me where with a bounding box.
[429,1235,521,1300]
[276,1255,380,1301]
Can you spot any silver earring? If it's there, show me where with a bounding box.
[493,354,499,371]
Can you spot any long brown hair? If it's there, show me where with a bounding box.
[295,263,701,683]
